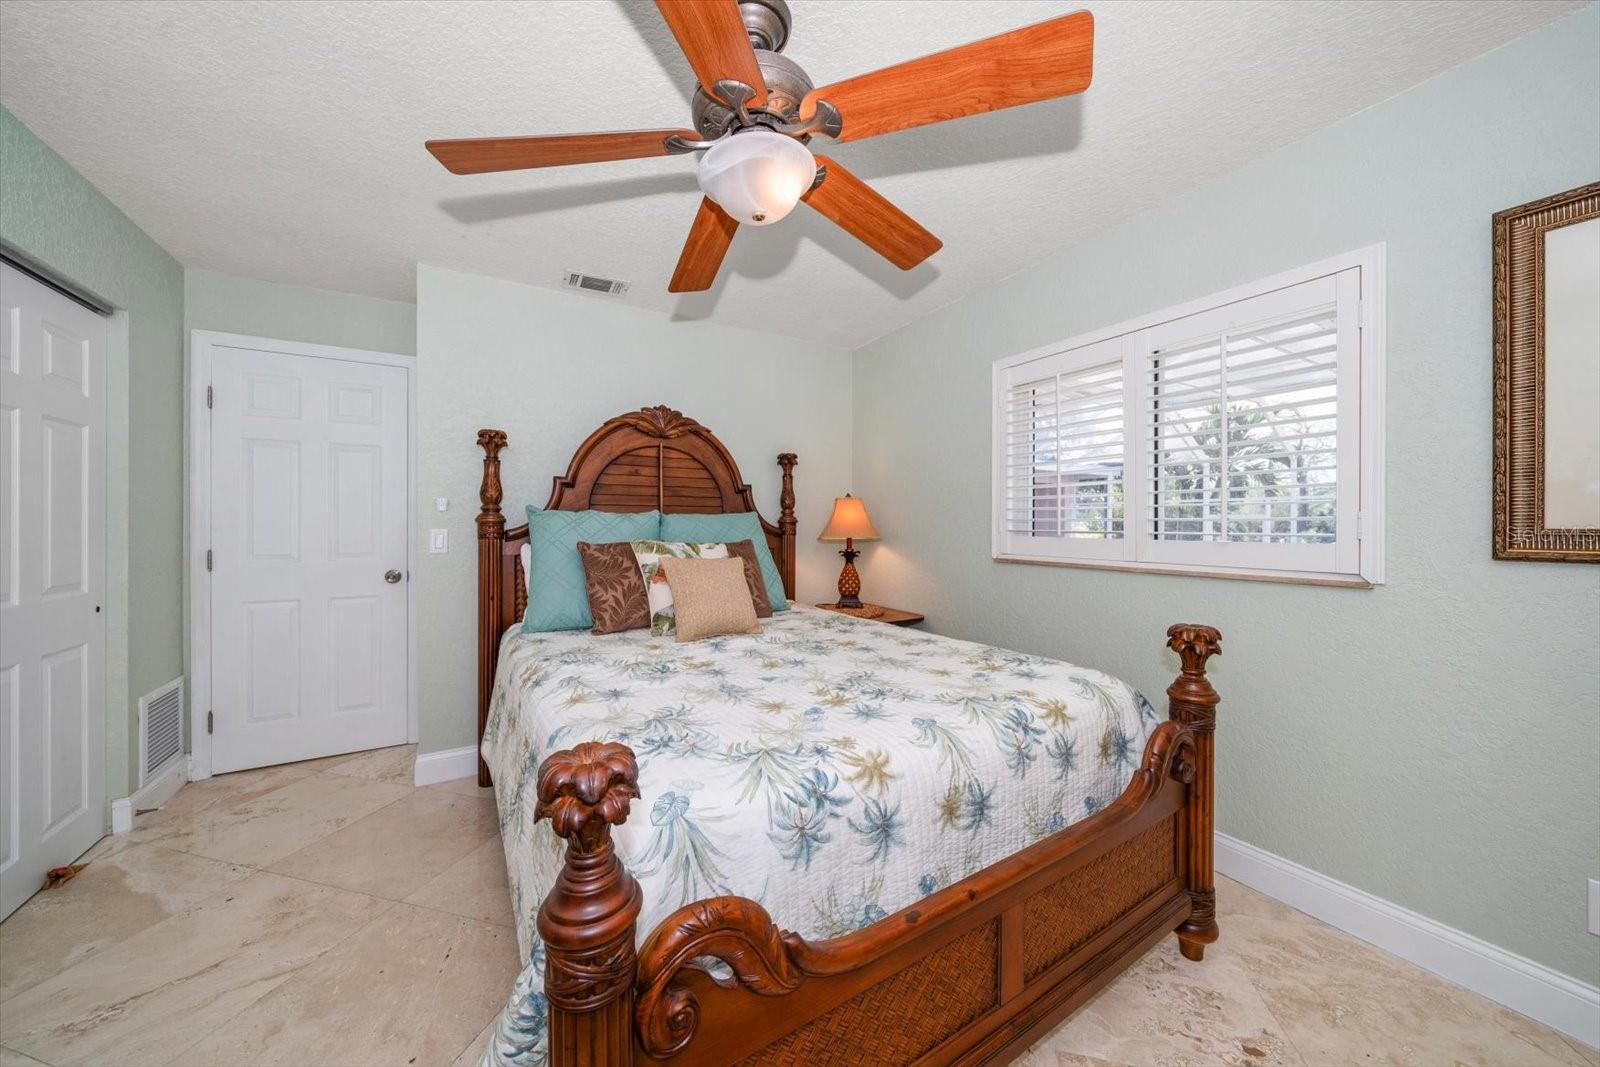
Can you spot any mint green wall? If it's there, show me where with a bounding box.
[416,264,854,754]
[852,7,1600,985]
[184,267,416,356]
[0,106,185,801]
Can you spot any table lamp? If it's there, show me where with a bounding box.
[818,493,881,608]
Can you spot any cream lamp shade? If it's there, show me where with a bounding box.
[818,494,880,542]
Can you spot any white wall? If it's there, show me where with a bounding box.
[415,264,853,753]
[851,5,1600,985]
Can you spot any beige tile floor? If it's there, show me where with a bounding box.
[0,745,1593,1067]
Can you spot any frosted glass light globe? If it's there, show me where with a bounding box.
[696,129,816,226]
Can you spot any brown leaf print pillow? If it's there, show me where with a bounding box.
[724,540,773,618]
[577,541,651,634]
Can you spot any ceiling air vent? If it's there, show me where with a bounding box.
[563,271,629,297]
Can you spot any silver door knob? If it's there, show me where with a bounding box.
[384,569,403,584]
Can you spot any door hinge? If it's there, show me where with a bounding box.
[205,384,213,409]
[206,548,213,572]
[1356,512,1365,540]
[206,710,214,734]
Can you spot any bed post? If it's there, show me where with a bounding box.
[777,453,797,600]
[476,429,508,788]
[1166,623,1221,962]
[536,742,643,1067]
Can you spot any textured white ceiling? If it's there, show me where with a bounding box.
[0,0,1582,348]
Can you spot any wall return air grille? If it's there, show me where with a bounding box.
[138,677,185,787]
[563,271,630,296]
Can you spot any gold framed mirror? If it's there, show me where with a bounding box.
[1493,180,1600,563]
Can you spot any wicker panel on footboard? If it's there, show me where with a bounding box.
[1023,818,1177,981]
[736,921,1001,1066]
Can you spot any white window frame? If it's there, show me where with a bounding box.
[992,245,1385,588]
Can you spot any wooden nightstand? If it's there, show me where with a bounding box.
[814,603,924,627]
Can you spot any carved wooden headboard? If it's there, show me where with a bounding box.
[473,405,798,784]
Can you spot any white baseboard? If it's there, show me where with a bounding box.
[109,759,188,834]
[414,745,479,787]
[1216,832,1600,1050]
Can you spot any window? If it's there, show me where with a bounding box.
[993,247,1383,585]
[1003,337,1127,558]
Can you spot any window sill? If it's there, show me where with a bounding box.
[993,553,1375,589]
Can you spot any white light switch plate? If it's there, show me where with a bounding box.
[429,528,448,554]
[1589,879,1600,937]
[435,497,448,512]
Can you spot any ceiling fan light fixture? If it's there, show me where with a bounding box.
[696,129,814,226]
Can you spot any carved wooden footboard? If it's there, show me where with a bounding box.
[532,625,1221,1067]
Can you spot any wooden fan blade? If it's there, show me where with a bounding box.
[655,0,768,106]
[425,130,697,174]
[803,11,1093,143]
[669,197,739,292]
[802,157,942,270]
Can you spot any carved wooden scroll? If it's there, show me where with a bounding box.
[635,896,803,1058]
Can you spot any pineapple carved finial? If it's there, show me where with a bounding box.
[1165,624,1221,728]
[1166,624,1221,676]
[536,741,640,854]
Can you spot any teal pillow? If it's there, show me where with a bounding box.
[659,512,789,611]
[524,508,662,632]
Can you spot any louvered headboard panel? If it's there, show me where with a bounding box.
[556,431,767,516]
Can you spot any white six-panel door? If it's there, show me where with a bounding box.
[208,340,409,773]
[0,262,108,921]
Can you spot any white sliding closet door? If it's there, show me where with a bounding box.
[0,262,108,921]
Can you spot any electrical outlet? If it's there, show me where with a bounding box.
[1589,879,1600,937]
[429,528,448,554]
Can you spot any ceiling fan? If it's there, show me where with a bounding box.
[426,0,1093,293]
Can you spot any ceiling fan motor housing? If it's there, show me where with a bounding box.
[692,51,813,137]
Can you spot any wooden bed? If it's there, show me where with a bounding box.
[475,405,1221,1067]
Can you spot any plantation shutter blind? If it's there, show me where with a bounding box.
[999,337,1130,561]
[1137,269,1361,573]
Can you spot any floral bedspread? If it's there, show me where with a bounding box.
[480,605,1158,1066]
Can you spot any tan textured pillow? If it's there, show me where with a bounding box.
[659,556,761,642]
[724,540,774,618]
[577,541,651,634]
